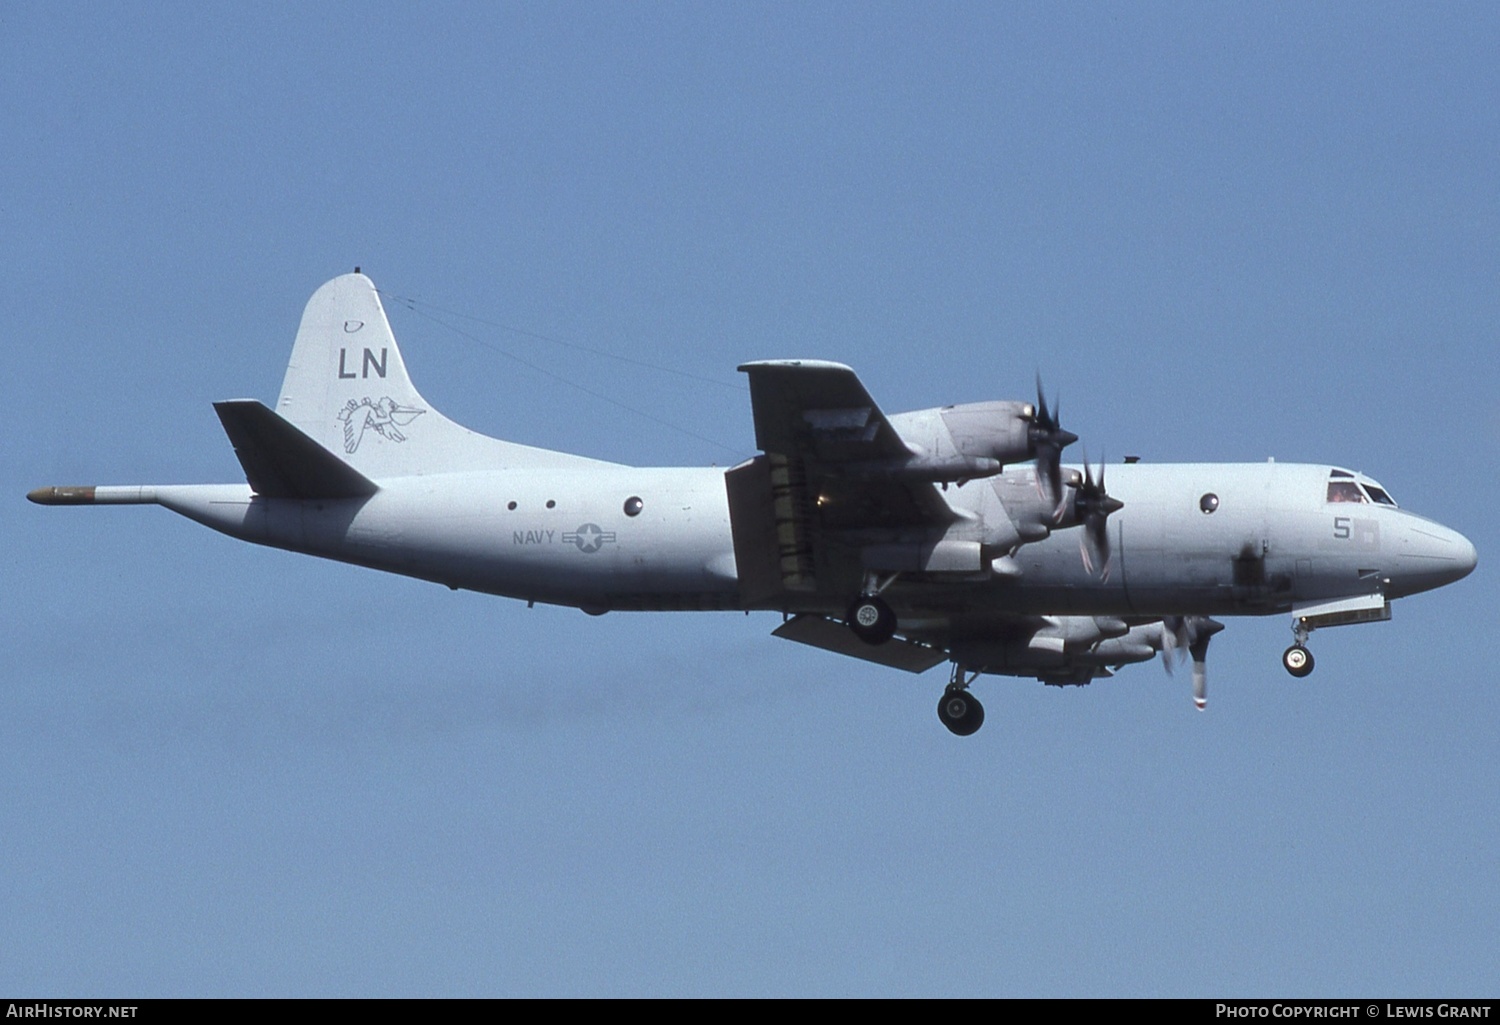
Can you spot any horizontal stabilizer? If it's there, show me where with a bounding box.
[213,400,378,500]
[772,614,947,673]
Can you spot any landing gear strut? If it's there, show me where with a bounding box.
[1283,619,1315,678]
[938,666,985,736]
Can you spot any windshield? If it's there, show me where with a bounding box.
[1326,470,1398,507]
[1326,480,1366,503]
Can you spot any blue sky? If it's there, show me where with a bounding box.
[4,2,1496,996]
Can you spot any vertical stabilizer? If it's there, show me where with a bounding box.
[275,273,612,477]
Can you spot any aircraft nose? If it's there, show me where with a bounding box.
[1395,519,1477,594]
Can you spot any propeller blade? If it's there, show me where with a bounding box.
[1159,617,1223,709]
[1030,375,1077,515]
[1189,627,1213,710]
[1075,450,1122,581]
[1160,615,1191,675]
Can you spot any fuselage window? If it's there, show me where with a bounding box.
[1199,493,1219,514]
[1326,481,1366,504]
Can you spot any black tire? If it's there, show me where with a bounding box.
[938,690,985,736]
[1282,644,1315,678]
[847,595,896,645]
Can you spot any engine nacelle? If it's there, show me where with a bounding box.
[988,465,1072,542]
[885,401,1035,482]
[1029,615,1131,652]
[1079,629,1161,666]
[949,615,1133,672]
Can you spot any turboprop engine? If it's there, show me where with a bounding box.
[878,400,1039,483]
[883,378,1078,487]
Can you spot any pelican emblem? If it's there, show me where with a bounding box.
[338,397,425,453]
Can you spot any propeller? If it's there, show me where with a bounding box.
[1028,375,1078,517]
[1161,616,1225,710]
[1074,450,1123,580]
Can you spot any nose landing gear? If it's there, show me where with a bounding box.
[1283,620,1315,677]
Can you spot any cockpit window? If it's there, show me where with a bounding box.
[1326,469,1398,507]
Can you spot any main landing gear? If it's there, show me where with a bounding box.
[846,594,896,645]
[938,666,985,737]
[846,573,900,646]
[1282,619,1315,678]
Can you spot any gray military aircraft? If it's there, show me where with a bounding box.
[30,273,1477,735]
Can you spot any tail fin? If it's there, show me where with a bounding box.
[274,273,610,478]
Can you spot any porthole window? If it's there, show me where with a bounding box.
[1199,493,1219,514]
[624,496,643,517]
[546,499,556,509]
[507,501,517,511]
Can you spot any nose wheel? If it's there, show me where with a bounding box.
[1283,618,1315,677]
[1282,644,1315,677]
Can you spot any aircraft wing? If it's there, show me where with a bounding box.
[741,360,913,463]
[737,360,954,529]
[730,361,957,604]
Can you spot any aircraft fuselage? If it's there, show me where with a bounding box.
[116,458,1472,626]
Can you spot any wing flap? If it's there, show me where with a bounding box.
[213,399,378,500]
[726,455,811,604]
[772,614,947,673]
